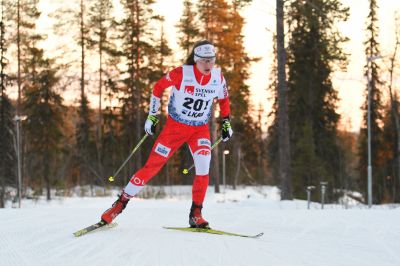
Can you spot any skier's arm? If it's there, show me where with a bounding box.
[218,74,233,142]
[217,74,231,119]
[145,67,183,135]
[149,67,183,115]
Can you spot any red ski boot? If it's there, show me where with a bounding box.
[189,202,209,228]
[101,192,131,224]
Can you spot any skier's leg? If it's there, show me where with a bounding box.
[187,126,211,228]
[188,127,211,205]
[124,118,188,197]
[101,118,188,223]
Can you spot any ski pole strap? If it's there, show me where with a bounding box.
[147,115,159,125]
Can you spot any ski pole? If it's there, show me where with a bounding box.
[182,137,223,175]
[108,134,149,182]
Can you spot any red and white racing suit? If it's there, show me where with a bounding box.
[124,64,230,205]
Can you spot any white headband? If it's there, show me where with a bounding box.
[194,44,216,62]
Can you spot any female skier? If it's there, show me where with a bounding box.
[101,40,233,228]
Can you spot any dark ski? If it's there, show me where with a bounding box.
[163,226,263,238]
[73,221,117,237]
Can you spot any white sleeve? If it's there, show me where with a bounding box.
[149,94,161,115]
[218,76,229,100]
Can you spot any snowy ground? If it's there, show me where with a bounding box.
[1,186,400,266]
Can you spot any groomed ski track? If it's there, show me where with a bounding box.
[1,187,400,266]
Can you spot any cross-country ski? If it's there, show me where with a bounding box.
[73,221,118,237]
[163,226,264,238]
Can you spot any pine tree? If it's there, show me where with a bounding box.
[77,0,95,188]
[381,103,398,202]
[118,0,157,177]
[276,0,292,199]
[100,77,124,187]
[255,104,266,184]
[101,79,123,185]
[86,0,117,180]
[336,129,359,198]
[22,48,65,200]
[265,34,280,186]
[197,0,257,190]
[225,1,259,188]
[0,93,14,207]
[149,16,172,83]
[358,0,385,203]
[51,0,96,187]
[286,0,349,200]
[2,0,42,197]
[385,14,400,202]
[76,93,94,187]
[5,0,41,115]
[176,0,200,59]
[0,2,16,207]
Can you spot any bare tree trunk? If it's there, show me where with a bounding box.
[97,26,103,176]
[97,29,103,157]
[388,17,400,202]
[44,149,51,200]
[1,2,6,208]
[0,186,3,208]
[135,0,142,169]
[80,0,85,101]
[79,0,86,187]
[16,0,22,199]
[0,92,4,208]
[17,0,21,115]
[276,0,292,200]
[98,44,102,141]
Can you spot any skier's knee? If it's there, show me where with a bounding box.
[193,148,211,175]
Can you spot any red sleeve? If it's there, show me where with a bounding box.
[218,72,230,118]
[218,98,231,118]
[153,67,183,97]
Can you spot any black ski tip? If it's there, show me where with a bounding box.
[252,232,264,238]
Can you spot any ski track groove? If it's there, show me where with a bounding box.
[337,213,400,266]
[2,196,400,266]
[22,222,71,265]
[1,215,62,266]
[0,232,29,266]
[126,226,157,266]
[371,224,400,265]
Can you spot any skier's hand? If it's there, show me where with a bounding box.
[144,115,159,135]
[221,117,233,142]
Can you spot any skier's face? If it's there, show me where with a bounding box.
[196,57,216,75]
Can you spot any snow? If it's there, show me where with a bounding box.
[1,186,400,266]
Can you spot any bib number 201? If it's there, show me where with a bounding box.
[183,98,210,111]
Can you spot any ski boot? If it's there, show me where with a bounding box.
[101,192,131,224]
[189,202,210,228]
